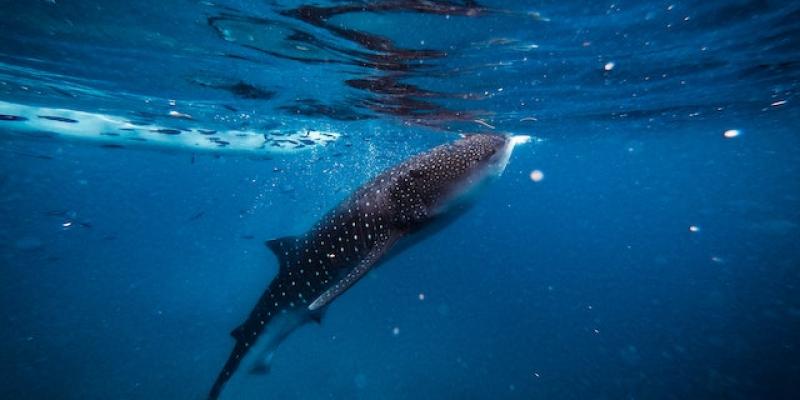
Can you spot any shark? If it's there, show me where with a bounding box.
[208,133,530,399]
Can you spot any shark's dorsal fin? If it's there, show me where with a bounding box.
[230,325,244,340]
[308,234,399,311]
[265,235,299,274]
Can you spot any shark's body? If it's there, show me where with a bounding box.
[208,133,529,399]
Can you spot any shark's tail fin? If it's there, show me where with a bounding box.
[207,235,306,400]
[208,341,248,400]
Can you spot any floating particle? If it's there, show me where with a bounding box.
[168,99,176,106]
[593,328,600,334]
[418,293,425,301]
[168,110,192,119]
[771,100,787,107]
[528,11,550,21]
[689,225,700,233]
[392,326,400,336]
[711,256,725,264]
[604,62,615,71]
[474,119,495,129]
[529,170,544,182]
[533,371,541,378]
[723,129,740,138]
[354,373,367,389]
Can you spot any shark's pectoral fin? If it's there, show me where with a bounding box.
[308,235,399,311]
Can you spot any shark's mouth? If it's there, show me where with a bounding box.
[491,134,532,176]
[0,101,339,154]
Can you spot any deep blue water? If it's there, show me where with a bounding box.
[1,1,799,399]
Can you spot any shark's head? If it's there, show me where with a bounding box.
[419,133,530,214]
[456,133,531,177]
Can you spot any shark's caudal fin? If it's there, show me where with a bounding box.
[208,340,251,400]
[208,235,305,400]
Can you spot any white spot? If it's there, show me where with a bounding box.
[604,61,615,71]
[392,326,400,336]
[723,129,740,138]
[418,293,425,301]
[689,225,700,233]
[771,100,787,107]
[529,170,544,182]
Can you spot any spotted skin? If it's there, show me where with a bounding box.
[208,134,517,399]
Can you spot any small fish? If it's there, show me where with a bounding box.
[188,211,206,221]
[38,115,79,123]
[153,128,182,135]
[0,114,27,121]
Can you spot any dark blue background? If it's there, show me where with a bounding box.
[1,1,799,399]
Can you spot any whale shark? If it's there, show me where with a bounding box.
[208,133,530,399]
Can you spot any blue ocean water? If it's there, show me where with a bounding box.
[1,0,799,399]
